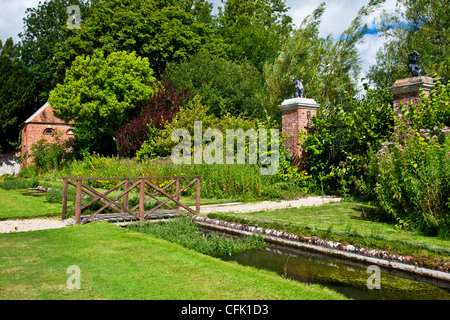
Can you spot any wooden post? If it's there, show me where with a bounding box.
[75,179,82,225]
[196,177,201,213]
[61,178,68,220]
[139,178,145,222]
[175,177,180,210]
[123,178,130,210]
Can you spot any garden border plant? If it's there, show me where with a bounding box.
[128,215,266,258]
[370,79,450,238]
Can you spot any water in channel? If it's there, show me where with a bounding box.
[220,241,450,300]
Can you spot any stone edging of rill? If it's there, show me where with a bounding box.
[192,215,450,282]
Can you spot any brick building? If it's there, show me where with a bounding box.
[21,102,74,165]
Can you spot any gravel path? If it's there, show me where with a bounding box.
[0,196,341,234]
[0,217,74,234]
[197,196,342,214]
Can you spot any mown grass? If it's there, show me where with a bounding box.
[2,185,449,265]
[0,188,64,220]
[0,222,347,300]
[207,201,450,263]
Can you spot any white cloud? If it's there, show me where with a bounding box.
[357,33,386,74]
[287,0,399,35]
[0,0,41,42]
[287,0,363,37]
[355,32,387,89]
[285,0,401,91]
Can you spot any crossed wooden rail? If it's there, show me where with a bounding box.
[60,176,203,225]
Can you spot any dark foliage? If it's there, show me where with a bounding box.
[116,78,190,158]
[0,55,41,152]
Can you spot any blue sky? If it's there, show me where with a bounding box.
[0,0,401,80]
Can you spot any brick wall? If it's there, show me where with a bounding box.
[392,90,431,120]
[389,76,434,121]
[279,99,319,162]
[281,109,299,154]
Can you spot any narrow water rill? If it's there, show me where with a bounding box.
[199,225,450,300]
[222,244,450,300]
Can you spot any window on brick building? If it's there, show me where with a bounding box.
[67,129,74,135]
[44,128,54,135]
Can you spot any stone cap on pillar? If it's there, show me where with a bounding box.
[388,76,434,96]
[279,97,320,111]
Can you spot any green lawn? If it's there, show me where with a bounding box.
[0,188,63,220]
[2,186,449,263]
[207,201,450,262]
[0,222,346,300]
[1,185,448,299]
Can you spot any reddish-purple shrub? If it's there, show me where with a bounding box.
[117,78,190,158]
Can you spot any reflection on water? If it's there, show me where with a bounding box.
[18,190,46,197]
[222,244,450,300]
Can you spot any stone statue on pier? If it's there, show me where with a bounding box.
[293,78,304,98]
[408,51,422,77]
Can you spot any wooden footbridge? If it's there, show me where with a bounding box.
[60,175,203,225]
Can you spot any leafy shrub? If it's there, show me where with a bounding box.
[45,187,77,203]
[0,178,39,190]
[302,86,394,196]
[23,130,73,175]
[25,151,308,202]
[54,153,139,189]
[370,78,450,237]
[117,78,190,158]
[136,94,267,158]
[129,216,266,257]
[372,128,450,237]
[47,187,116,218]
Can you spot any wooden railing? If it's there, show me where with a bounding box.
[60,176,203,225]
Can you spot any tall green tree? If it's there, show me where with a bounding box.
[166,50,264,117]
[0,43,39,152]
[19,0,94,101]
[53,0,224,79]
[48,50,156,155]
[176,0,215,24]
[0,38,21,59]
[263,0,385,113]
[367,0,450,87]
[216,0,293,71]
